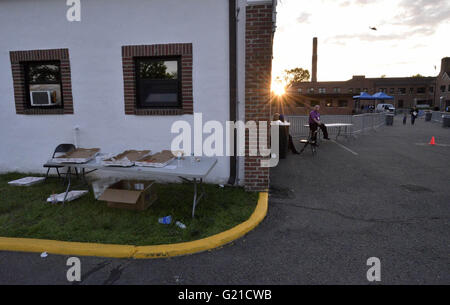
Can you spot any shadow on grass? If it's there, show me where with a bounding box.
[0,173,257,246]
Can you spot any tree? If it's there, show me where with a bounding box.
[380,74,386,78]
[139,61,177,79]
[282,67,310,87]
[411,73,425,78]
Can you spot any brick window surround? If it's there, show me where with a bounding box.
[10,48,74,115]
[122,43,193,115]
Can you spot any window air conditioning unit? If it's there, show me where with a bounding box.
[30,91,57,106]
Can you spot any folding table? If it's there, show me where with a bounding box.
[45,155,218,217]
[303,123,354,140]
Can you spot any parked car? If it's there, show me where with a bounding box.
[376,104,396,113]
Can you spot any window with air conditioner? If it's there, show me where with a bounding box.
[25,61,62,108]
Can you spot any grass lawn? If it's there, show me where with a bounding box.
[0,173,257,246]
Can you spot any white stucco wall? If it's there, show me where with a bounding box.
[0,0,236,183]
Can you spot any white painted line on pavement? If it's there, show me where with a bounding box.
[330,140,359,155]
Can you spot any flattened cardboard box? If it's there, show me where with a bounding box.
[98,180,157,211]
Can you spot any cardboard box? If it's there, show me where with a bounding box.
[134,150,175,168]
[98,180,157,211]
[52,148,100,164]
[102,150,151,167]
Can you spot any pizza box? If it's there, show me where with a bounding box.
[52,148,100,164]
[134,150,176,168]
[101,150,151,167]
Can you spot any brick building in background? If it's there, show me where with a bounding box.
[436,57,450,110]
[282,38,449,115]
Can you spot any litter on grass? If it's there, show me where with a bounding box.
[8,177,45,186]
[158,216,172,224]
[46,190,88,203]
[175,221,186,229]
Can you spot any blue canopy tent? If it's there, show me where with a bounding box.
[372,92,394,101]
[353,92,376,100]
[372,92,395,113]
[353,92,376,113]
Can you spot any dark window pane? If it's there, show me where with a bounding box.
[135,57,181,108]
[338,100,348,107]
[139,60,178,80]
[28,63,60,83]
[138,79,179,107]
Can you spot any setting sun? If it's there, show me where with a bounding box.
[271,80,286,96]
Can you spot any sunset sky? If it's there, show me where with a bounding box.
[271,0,450,82]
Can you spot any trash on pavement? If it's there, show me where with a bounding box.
[40,252,48,258]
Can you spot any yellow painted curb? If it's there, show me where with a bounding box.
[0,237,136,258]
[0,192,268,259]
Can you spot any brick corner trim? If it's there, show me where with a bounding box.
[10,48,74,115]
[244,3,274,192]
[122,43,193,116]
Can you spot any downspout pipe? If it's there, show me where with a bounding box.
[228,0,237,186]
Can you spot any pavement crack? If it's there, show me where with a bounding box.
[73,260,110,285]
[274,201,450,224]
[102,261,131,285]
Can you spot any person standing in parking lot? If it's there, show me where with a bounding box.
[410,107,418,125]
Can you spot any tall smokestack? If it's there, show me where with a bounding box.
[312,37,318,82]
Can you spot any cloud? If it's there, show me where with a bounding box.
[354,0,378,5]
[325,0,449,45]
[296,12,311,23]
[394,0,450,35]
[325,26,437,44]
[326,0,377,7]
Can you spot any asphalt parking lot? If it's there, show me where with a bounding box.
[0,116,449,284]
